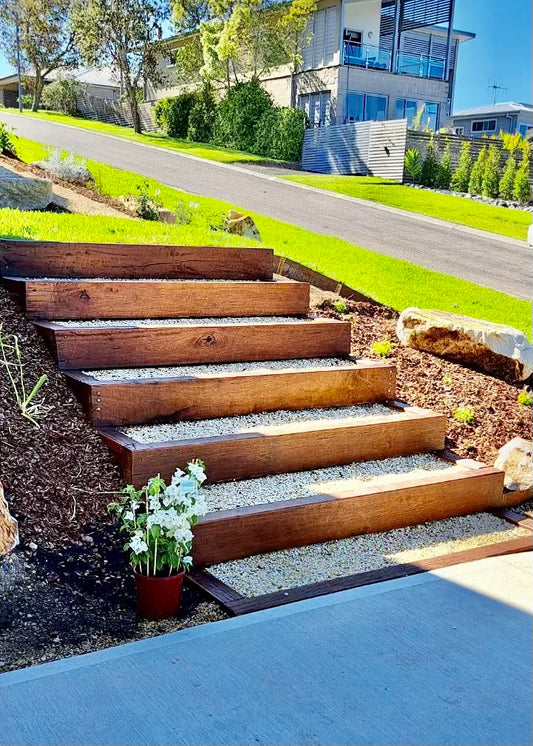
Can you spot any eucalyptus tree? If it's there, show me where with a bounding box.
[72,0,169,133]
[0,0,78,111]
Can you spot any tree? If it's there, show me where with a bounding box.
[513,144,531,203]
[468,145,487,195]
[172,0,211,31]
[481,143,500,198]
[277,0,316,107]
[72,0,169,133]
[450,141,472,192]
[436,139,452,189]
[499,154,517,200]
[0,0,78,111]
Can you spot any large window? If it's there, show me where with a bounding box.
[395,98,439,130]
[471,119,496,133]
[519,122,529,137]
[298,91,332,127]
[345,92,387,123]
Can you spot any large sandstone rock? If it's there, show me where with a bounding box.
[494,437,533,494]
[0,165,52,211]
[396,308,533,382]
[225,210,261,242]
[0,482,19,556]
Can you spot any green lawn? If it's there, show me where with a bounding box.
[4,134,531,339]
[3,108,284,164]
[283,174,531,241]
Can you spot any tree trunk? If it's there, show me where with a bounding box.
[125,79,142,134]
[290,70,297,109]
[31,72,44,112]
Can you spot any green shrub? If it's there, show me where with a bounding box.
[41,79,81,116]
[513,153,531,202]
[420,136,439,187]
[187,84,217,143]
[499,155,517,200]
[371,338,395,357]
[214,80,273,152]
[436,140,452,189]
[333,299,347,314]
[404,148,422,183]
[155,93,195,138]
[0,122,16,155]
[517,389,533,406]
[450,141,472,192]
[468,145,487,195]
[482,143,500,197]
[453,406,475,424]
[254,106,306,161]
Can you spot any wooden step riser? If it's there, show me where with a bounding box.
[6,278,310,319]
[99,410,446,487]
[35,321,352,370]
[0,240,273,280]
[65,363,396,426]
[192,466,506,565]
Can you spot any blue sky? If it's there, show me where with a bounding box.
[0,0,530,113]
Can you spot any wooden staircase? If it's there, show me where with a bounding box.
[1,239,522,571]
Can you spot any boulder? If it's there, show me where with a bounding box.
[225,210,261,242]
[396,308,533,382]
[494,437,533,495]
[0,165,52,211]
[157,208,176,225]
[0,482,19,557]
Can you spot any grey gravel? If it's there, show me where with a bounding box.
[209,514,530,596]
[84,357,359,381]
[202,453,453,511]
[121,403,394,443]
[54,316,312,327]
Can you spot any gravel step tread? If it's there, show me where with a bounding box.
[120,403,395,443]
[208,513,530,596]
[82,358,360,381]
[54,316,317,328]
[201,453,454,512]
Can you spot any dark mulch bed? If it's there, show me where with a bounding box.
[1,287,531,674]
[316,299,532,467]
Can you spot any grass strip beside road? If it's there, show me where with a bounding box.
[3,134,531,339]
[3,108,285,164]
[283,174,531,241]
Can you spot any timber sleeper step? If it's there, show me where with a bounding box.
[0,240,274,280]
[190,452,509,565]
[98,401,446,487]
[34,318,351,369]
[64,358,396,426]
[4,277,310,319]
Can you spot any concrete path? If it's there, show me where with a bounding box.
[1,553,531,746]
[1,111,531,300]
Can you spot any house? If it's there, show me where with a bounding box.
[452,102,533,138]
[146,0,474,131]
[0,67,121,108]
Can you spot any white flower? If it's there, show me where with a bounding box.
[148,495,161,511]
[130,499,140,512]
[173,527,193,544]
[163,485,180,507]
[123,511,135,522]
[182,555,193,567]
[171,468,186,486]
[188,463,206,484]
[129,534,148,555]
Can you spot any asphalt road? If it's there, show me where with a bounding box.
[1,111,531,300]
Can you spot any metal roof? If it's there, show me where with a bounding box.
[453,102,533,118]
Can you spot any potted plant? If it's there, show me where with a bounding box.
[108,460,207,620]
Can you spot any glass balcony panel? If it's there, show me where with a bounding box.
[396,51,445,80]
[343,42,391,71]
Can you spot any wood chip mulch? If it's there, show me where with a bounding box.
[1,287,531,674]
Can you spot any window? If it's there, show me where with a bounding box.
[298,91,332,127]
[345,92,387,123]
[471,119,496,133]
[394,98,439,130]
[166,51,177,68]
[454,126,464,135]
[519,123,529,137]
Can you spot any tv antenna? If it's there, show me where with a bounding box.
[488,81,507,105]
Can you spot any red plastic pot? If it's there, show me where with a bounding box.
[134,570,185,620]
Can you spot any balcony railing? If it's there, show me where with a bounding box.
[343,42,391,71]
[343,42,446,80]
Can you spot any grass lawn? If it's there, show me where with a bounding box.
[2,108,285,165]
[3,134,531,340]
[283,174,531,241]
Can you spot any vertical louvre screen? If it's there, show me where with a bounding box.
[400,0,452,31]
[302,6,337,70]
[312,10,326,67]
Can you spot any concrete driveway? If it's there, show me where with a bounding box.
[1,111,531,300]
